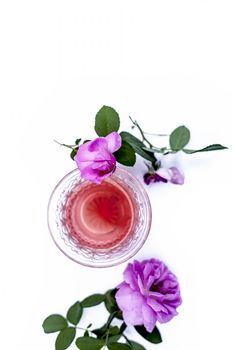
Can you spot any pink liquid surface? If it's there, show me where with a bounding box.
[64,178,136,249]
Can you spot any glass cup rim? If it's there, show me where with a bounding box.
[47,167,152,268]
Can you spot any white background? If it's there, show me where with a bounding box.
[0,1,233,349]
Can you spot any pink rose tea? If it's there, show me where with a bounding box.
[48,167,151,267]
[64,176,136,249]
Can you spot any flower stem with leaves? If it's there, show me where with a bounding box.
[42,289,161,350]
[55,105,227,185]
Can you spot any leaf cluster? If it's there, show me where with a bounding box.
[94,106,156,166]
[42,289,162,350]
[66,106,227,170]
[143,125,227,155]
[94,107,227,160]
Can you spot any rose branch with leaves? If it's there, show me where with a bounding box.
[56,105,227,185]
[43,259,181,350]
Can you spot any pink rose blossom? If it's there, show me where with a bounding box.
[75,132,121,184]
[116,259,182,332]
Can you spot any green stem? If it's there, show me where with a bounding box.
[102,312,118,348]
[122,334,132,346]
[75,326,96,336]
[107,312,117,326]
[144,131,169,137]
[150,146,165,153]
[163,149,177,155]
[104,330,110,349]
[145,146,177,155]
[129,117,154,148]
[54,139,76,150]
[129,117,173,157]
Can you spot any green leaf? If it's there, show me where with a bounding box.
[129,340,146,350]
[55,327,76,350]
[120,131,155,162]
[115,310,123,320]
[170,125,190,151]
[183,143,228,154]
[108,343,131,350]
[114,141,136,166]
[84,330,89,337]
[70,148,78,160]
[66,301,83,325]
[135,325,162,344]
[108,335,122,343]
[92,313,114,338]
[104,289,118,314]
[108,326,120,335]
[75,138,81,145]
[81,294,105,308]
[92,325,107,338]
[42,314,67,333]
[76,336,104,350]
[95,106,120,136]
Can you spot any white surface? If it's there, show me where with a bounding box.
[0,1,233,349]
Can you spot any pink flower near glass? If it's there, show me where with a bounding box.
[115,259,182,332]
[74,132,122,184]
[144,166,184,185]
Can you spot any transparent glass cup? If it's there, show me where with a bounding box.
[47,167,152,268]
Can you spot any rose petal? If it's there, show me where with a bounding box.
[142,303,157,332]
[147,296,168,313]
[115,284,132,311]
[169,166,184,185]
[146,275,155,290]
[116,285,144,326]
[88,138,108,152]
[79,166,102,184]
[122,308,144,326]
[143,262,154,281]
[75,142,97,162]
[156,310,176,323]
[156,168,172,181]
[115,285,142,311]
[143,172,168,184]
[76,160,93,171]
[124,264,139,291]
[137,275,146,296]
[105,132,122,153]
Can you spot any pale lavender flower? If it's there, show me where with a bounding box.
[144,166,184,185]
[115,259,182,332]
[75,132,121,183]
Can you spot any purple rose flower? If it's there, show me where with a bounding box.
[144,166,184,185]
[75,132,121,184]
[115,259,182,332]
